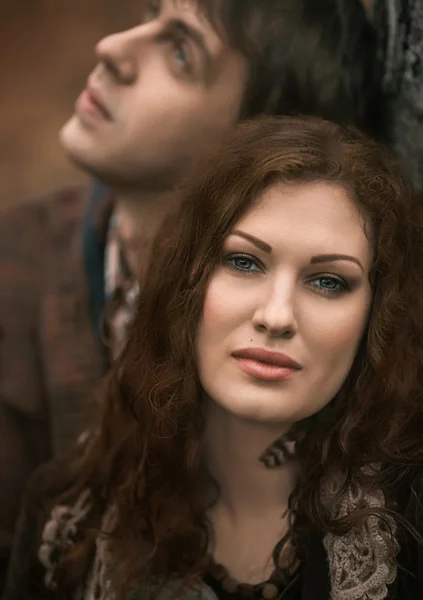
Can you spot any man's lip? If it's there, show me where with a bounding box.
[85,85,112,120]
[231,348,302,369]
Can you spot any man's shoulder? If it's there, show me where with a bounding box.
[0,185,92,248]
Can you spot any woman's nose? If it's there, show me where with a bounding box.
[252,283,298,339]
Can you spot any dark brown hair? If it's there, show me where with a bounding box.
[59,116,423,596]
[147,0,383,135]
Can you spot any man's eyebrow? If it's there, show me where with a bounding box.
[310,254,364,272]
[171,18,213,75]
[231,230,273,254]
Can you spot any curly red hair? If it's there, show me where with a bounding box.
[58,116,423,597]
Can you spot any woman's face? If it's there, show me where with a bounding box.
[196,181,373,426]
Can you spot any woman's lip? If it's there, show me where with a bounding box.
[232,347,302,370]
[233,357,298,382]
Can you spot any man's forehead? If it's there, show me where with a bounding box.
[162,0,224,39]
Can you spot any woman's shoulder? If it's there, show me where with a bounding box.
[3,434,96,600]
[397,466,423,516]
[391,466,423,597]
[128,580,219,600]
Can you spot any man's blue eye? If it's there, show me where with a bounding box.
[174,45,187,65]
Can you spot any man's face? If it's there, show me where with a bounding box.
[60,0,248,189]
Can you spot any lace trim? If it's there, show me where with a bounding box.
[322,476,399,600]
[84,508,116,600]
[39,479,400,599]
[39,489,92,592]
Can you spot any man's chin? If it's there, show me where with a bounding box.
[58,117,180,191]
[59,114,90,154]
[59,116,106,177]
[60,144,139,191]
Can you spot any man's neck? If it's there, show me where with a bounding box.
[204,400,298,520]
[113,187,180,279]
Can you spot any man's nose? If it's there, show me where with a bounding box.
[95,26,147,85]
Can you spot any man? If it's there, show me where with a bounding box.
[0,0,379,583]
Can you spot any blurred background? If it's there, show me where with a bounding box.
[0,0,137,213]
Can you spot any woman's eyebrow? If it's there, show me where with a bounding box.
[310,254,364,272]
[231,230,272,254]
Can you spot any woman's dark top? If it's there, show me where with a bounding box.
[2,459,423,600]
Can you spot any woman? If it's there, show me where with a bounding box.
[5,116,423,600]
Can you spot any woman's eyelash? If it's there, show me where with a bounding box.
[224,254,351,295]
[308,275,350,295]
[223,253,262,274]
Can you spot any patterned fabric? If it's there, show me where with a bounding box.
[5,459,423,600]
[103,215,139,358]
[39,490,93,592]
[322,474,399,600]
[37,476,399,600]
[39,493,115,600]
[0,185,113,570]
[375,0,423,189]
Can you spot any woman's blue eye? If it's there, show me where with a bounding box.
[310,276,348,294]
[225,254,261,273]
